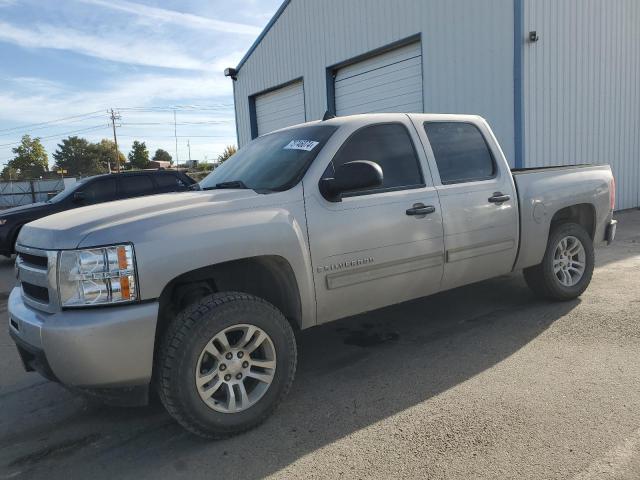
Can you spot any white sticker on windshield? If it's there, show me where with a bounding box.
[284,140,319,151]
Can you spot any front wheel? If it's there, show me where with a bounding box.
[157,292,297,438]
[523,222,595,301]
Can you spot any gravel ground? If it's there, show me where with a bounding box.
[0,210,639,480]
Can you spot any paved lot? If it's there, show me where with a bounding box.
[1,210,639,479]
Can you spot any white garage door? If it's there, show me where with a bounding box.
[335,42,423,116]
[255,80,306,136]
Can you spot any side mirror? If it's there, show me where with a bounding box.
[319,160,383,202]
[73,191,86,202]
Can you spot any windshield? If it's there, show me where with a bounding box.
[199,125,338,192]
[47,178,88,203]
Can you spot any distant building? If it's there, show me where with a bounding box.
[186,160,199,169]
[148,160,171,169]
[227,0,639,209]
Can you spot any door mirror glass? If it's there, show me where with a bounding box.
[319,160,383,202]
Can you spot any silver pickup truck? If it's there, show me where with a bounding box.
[8,113,616,438]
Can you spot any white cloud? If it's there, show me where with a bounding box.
[0,21,215,70]
[75,0,261,35]
[0,71,238,160]
[0,72,233,123]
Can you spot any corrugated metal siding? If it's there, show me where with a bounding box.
[335,42,423,116]
[523,0,640,209]
[255,80,306,135]
[234,0,515,165]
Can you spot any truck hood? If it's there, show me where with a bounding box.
[17,189,263,250]
[0,201,50,216]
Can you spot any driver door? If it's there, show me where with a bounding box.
[303,119,445,324]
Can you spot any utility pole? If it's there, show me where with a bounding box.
[187,139,191,164]
[110,109,122,173]
[173,109,179,170]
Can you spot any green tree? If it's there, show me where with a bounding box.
[91,139,125,172]
[216,145,237,165]
[1,166,19,181]
[4,135,49,179]
[53,136,105,176]
[152,148,172,164]
[128,140,149,169]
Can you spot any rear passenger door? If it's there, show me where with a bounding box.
[304,119,445,324]
[117,174,155,199]
[413,118,518,290]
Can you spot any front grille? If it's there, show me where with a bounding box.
[16,245,58,313]
[22,282,49,303]
[19,252,48,269]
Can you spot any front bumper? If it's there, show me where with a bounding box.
[8,287,159,405]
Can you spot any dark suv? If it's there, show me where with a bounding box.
[0,170,196,256]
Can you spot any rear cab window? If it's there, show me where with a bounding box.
[423,122,496,184]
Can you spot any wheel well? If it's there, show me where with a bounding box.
[550,204,596,239]
[10,224,24,253]
[156,255,302,345]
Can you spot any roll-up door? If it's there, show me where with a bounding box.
[254,80,305,136]
[335,42,423,116]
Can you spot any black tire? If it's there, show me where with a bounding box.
[157,292,297,439]
[523,222,594,301]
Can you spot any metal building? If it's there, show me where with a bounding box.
[228,0,640,209]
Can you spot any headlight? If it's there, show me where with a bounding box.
[58,244,138,307]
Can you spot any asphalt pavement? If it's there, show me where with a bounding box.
[1,210,639,479]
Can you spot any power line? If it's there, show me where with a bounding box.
[110,109,122,174]
[173,109,179,169]
[0,125,110,148]
[0,105,234,137]
[0,113,108,137]
[119,120,230,126]
[117,134,231,138]
[0,110,106,134]
[117,105,233,112]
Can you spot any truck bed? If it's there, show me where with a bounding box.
[511,163,614,272]
[511,164,594,175]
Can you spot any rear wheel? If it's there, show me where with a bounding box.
[157,292,297,438]
[523,223,594,301]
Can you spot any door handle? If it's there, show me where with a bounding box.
[406,203,436,216]
[488,192,511,203]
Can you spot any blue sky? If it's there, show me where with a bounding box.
[0,0,282,167]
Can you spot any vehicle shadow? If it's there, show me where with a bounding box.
[0,273,579,479]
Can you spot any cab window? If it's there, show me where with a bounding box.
[119,175,155,198]
[324,123,423,195]
[155,173,187,191]
[82,178,117,204]
[424,122,496,184]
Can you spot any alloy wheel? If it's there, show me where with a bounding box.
[553,235,586,287]
[195,324,277,413]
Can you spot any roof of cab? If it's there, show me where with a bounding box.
[266,113,487,134]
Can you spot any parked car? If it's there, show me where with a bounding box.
[8,114,616,438]
[0,170,196,256]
